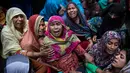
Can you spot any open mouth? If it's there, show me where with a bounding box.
[70,12,76,16]
[54,31,60,34]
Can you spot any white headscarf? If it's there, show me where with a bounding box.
[6,7,28,39]
[1,7,28,58]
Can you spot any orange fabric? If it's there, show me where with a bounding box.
[30,58,49,73]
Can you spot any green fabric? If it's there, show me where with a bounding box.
[85,63,99,73]
[98,0,108,9]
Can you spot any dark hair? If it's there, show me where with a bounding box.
[66,2,87,25]
[123,48,130,63]
[101,3,125,17]
[66,2,80,18]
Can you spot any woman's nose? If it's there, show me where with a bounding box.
[54,25,58,29]
[40,25,44,29]
[111,44,115,49]
[17,16,22,20]
[115,54,120,59]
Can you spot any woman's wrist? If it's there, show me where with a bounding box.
[84,53,93,63]
[20,50,28,56]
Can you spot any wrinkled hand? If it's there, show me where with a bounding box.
[58,4,66,15]
[40,44,55,57]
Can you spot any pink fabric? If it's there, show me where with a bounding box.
[20,14,40,52]
[115,0,120,3]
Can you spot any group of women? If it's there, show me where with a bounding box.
[0,0,130,73]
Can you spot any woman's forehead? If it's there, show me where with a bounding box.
[120,50,126,54]
[50,20,62,24]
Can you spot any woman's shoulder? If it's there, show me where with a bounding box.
[1,26,11,35]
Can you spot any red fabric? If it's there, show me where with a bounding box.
[50,53,79,73]
[77,35,90,50]
[20,14,40,52]
[47,67,51,73]
[15,50,21,54]
[80,40,90,50]
[28,14,39,36]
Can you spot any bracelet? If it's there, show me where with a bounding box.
[20,50,28,56]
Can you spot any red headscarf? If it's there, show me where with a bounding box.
[20,14,43,52]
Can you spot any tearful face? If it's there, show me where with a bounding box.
[38,20,46,37]
[106,39,119,54]
[112,50,126,68]
[49,21,63,38]
[12,14,25,30]
[67,3,78,19]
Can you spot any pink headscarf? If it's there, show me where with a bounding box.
[43,16,80,61]
[45,15,74,41]
[43,16,81,72]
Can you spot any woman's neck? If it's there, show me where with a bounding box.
[72,16,80,24]
[16,28,23,34]
[113,68,121,73]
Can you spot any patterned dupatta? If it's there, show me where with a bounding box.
[89,31,121,69]
[44,16,80,62]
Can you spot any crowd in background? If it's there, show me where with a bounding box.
[0,0,130,73]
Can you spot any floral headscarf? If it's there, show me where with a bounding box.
[88,31,121,69]
[101,30,121,45]
[45,15,72,41]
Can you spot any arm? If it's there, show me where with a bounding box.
[20,44,54,58]
[75,45,94,63]
[1,28,21,58]
[1,27,49,58]
[86,37,93,50]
